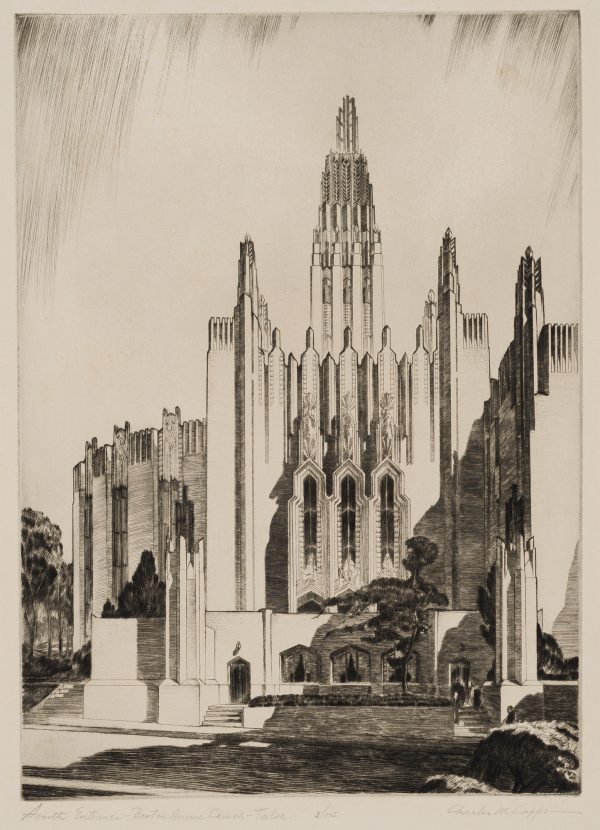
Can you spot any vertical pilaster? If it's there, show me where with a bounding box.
[332,240,344,357]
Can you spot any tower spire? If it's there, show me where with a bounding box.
[310,96,383,359]
[336,95,359,153]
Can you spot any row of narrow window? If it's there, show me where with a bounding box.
[281,646,418,684]
[303,474,396,568]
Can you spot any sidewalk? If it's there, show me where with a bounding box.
[23,716,252,739]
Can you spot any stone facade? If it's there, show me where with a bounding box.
[73,412,206,648]
[483,248,580,659]
[75,97,580,724]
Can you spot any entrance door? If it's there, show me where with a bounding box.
[229,658,251,703]
[449,660,471,687]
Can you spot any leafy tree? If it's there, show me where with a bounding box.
[55,561,73,657]
[322,536,448,692]
[537,625,578,680]
[478,565,496,680]
[21,553,57,660]
[101,550,166,618]
[21,508,63,659]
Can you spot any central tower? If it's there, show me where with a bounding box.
[310,96,384,359]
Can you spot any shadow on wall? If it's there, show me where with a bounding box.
[436,611,494,690]
[552,541,580,660]
[413,415,486,609]
[265,459,295,612]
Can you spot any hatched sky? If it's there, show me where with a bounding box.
[17,13,580,560]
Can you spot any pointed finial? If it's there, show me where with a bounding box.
[382,325,391,347]
[306,327,314,349]
[445,227,453,239]
[343,326,352,349]
[336,95,359,153]
[525,245,534,260]
[272,328,281,349]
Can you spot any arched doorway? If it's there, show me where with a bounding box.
[449,659,471,688]
[228,657,251,703]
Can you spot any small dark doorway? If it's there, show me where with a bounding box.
[228,657,251,703]
[449,660,471,688]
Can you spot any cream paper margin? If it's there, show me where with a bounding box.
[0,0,597,827]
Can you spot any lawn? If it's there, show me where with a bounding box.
[23,726,476,795]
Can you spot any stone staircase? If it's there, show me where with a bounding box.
[202,704,244,728]
[454,705,493,738]
[25,682,84,723]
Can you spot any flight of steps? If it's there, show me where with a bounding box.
[25,682,84,723]
[454,706,493,738]
[202,704,244,728]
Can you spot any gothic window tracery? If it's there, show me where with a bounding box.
[382,650,419,683]
[303,475,318,572]
[341,475,357,564]
[281,646,318,683]
[380,474,395,567]
[331,647,369,683]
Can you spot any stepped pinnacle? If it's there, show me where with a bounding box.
[336,96,359,153]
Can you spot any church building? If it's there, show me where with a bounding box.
[73,98,580,726]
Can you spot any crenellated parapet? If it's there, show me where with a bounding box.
[208,316,234,351]
[128,427,158,466]
[182,418,206,457]
[537,322,579,392]
[462,313,489,349]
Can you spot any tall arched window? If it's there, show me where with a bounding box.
[303,475,318,569]
[380,475,395,565]
[331,647,369,683]
[341,475,357,563]
[281,646,318,684]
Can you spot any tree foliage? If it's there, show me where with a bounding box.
[21,508,64,660]
[322,536,448,691]
[21,553,57,659]
[537,625,578,680]
[102,550,166,618]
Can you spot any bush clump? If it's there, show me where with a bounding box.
[467,721,579,793]
[249,692,451,708]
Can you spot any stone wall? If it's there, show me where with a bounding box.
[543,681,578,723]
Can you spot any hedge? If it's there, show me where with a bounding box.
[249,693,451,708]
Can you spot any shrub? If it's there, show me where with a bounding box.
[72,640,91,678]
[22,645,72,680]
[467,721,579,793]
[101,551,165,619]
